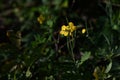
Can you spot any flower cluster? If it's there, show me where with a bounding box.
[60,22,76,36]
[37,15,45,24]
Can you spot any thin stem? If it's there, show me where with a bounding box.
[69,36,75,63]
[85,20,89,37]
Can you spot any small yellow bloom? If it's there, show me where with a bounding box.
[61,25,68,31]
[68,22,76,32]
[60,22,76,36]
[37,15,45,24]
[82,28,86,34]
[68,22,74,27]
[59,25,70,36]
[60,30,69,36]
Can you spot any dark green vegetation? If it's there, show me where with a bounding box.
[0,0,120,80]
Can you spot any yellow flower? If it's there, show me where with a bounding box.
[61,25,68,31]
[60,22,76,36]
[60,25,71,36]
[69,22,76,32]
[60,30,69,36]
[82,28,86,34]
[37,15,45,24]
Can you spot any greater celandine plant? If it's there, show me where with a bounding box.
[59,21,87,65]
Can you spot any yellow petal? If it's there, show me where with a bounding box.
[61,25,67,30]
[60,30,69,36]
[68,22,74,27]
[60,30,64,35]
[65,26,71,31]
[68,22,76,32]
[71,26,76,32]
[63,31,69,36]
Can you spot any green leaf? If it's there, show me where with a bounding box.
[81,52,91,62]
[47,20,53,27]
[61,0,68,8]
[26,67,32,78]
[105,61,112,73]
[45,75,55,80]
[113,25,119,30]
[77,52,91,67]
